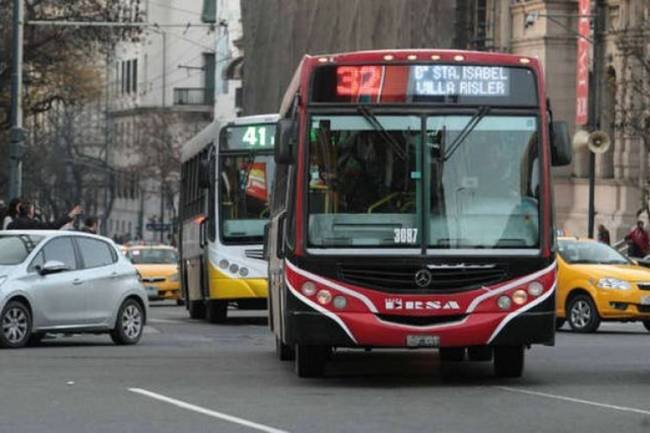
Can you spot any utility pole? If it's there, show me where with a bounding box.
[8,0,25,201]
[587,0,606,238]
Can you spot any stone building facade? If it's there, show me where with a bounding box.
[241,0,650,240]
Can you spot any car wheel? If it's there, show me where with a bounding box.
[642,321,650,332]
[276,337,295,361]
[110,299,144,345]
[294,344,330,378]
[0,300,32,349]
[567,294,601,333]
[205,300,228,323]
[494,345,525,378]
[188,300,206,319]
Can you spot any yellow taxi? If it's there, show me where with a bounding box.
[125,245,181,304]
[556,237,650,332]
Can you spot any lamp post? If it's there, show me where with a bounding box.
[8,0,25,201]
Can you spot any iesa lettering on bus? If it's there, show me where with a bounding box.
[413,65,510,97]
[385,298,461,311]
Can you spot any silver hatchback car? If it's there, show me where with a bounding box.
[0,230,148,348]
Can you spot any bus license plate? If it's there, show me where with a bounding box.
[406,335,440,348]
[641,296,650,305]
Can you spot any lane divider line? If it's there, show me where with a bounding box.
[128,388,291,433]
[497,386,650,417]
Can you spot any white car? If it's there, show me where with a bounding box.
[0,230,148,348]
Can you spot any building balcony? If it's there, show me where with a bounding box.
[173,88,214,106]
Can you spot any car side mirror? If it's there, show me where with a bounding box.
[39,260,69,276]
[550,121,572,166]
[275,119,296,164]
[262,222,271,261]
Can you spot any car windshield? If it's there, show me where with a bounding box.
[220,153,275,243]
[306,114,539,249]
[558,240,629,264]
[128,249,178,264]
[0,234,44,265]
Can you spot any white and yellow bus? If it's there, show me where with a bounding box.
[179,114,278,322]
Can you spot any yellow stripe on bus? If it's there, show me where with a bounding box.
[208,263,268,300]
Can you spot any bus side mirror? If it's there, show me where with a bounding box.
[275,119,295,164]
[263,222,271,261]
[550,121,572,166]
[198,155,210,188]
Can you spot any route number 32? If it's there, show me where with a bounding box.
[394,228,418,244]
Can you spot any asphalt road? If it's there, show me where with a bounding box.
[2,302,650,433]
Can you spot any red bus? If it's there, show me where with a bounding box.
[266,50,571,378]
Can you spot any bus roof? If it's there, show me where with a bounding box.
[279,49,541,117]
[181,114,279,163]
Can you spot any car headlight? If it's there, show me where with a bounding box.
[169,273,179,282]
[0,276,6,287]
[597,278,631,290]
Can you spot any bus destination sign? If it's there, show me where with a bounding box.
[223,124,276,150]
[411,65,510,97]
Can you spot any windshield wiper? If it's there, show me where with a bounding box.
[357,106,407,161]
[444,106,490,161]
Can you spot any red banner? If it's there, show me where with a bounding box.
[576,0,590,125]
[244,162,268,201]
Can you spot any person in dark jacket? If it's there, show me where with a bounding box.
[597,224,611,245]
[80,216,98,234]
[2,197,21,230]
[7,201,82,230]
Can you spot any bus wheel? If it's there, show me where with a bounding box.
[494,346,524,378]
[276,337,295,361]
[206,301,228,324]
[642,321,650,332]
[188,300,206,319]
[294,344,329,378]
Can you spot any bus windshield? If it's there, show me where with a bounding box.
[307,114,539,249]
[220,153,275,243]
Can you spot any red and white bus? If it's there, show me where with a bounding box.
[266,50,571,377]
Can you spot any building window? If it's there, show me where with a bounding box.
[121,61,126,94]
[201,0,216,23]
[126,61,132,94]
[132,59,138,94]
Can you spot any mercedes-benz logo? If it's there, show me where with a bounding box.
[414,269,432,288]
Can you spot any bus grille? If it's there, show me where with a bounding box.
[245,249,265,260]
[376,314,466,326]
[338,264,507,293]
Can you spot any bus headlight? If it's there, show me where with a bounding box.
[332,295,347,310]
[316,289,332,305]
[597,278,631,290]
[527,281,543,297]
[239,267,249,277]
[512,289,528,305]
[219,259,229,270]
[497,296,511,310]
[301,281,317,297]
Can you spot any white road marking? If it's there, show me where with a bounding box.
[498,387,650,417]
[129,388,291,433]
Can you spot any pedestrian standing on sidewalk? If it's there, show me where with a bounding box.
[2,197,22,230]
[597,224,610,245]
[7,201,82,230]
[626,220,650,258]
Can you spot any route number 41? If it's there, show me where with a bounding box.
[394,228,418,244]
[242,126,273,148]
